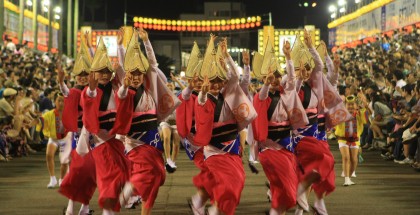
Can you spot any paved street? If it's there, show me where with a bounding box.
[1,143,420,215]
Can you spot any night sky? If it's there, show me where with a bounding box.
[81,0,340,50]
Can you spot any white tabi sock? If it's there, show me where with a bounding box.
[102,209,114,215]
[296,184,309,212]
[78,204,89,215]
[294,208,303,215]
[297,183,305,196]
[207,205,219,215]
[192,193,203,208]
[269,208,281,215]
[66,200,73,214]
[314,196,328,215]
[50,176,57,183]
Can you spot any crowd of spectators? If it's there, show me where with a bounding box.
[331,25,420,170]
[0,38,74,162]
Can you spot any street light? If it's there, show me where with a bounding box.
[339,7,346,13]
[331,13,337,18]
[26,0,33,6]
[338,0,346,6]
[312,2,317,7]
[355,0,361,3]
[42,0,50,6]
[54,14,60,20]
[54,6,61,14]
[329,5,337,12]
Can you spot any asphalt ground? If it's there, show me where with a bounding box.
[1,142,420,215]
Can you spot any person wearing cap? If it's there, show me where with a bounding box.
[57,33,97,215]
[77,34,129,215]
[291,29,351,215]
[42,92,72,189]
[112,28,180,215]
[251,39,308,215]
[0,88,19,121]
[190,36,257,215]
[335,95,367,186]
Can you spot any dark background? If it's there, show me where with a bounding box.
[79,0,339,50]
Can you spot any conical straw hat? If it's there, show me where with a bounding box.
[124,31,149,74]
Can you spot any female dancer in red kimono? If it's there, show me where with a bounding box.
[78,36,130,215]
[58,33,96,215]
[113,28,180,215]
[252,40,308,215]
[173,42,211,215]
[292,30,351,215]
[191,36,257,215]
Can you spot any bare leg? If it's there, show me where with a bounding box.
[161,127,172,161]
[350,148,359,176]
[403,144,410,158]
[60,163,69,180]
[370,123,384,139]
[171,131,180,162]
[46,143,58,177]
[339,146,350,177]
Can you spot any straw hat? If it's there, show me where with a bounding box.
[124,31,149,74]
[185,41,203,79]
[90,37,114,73]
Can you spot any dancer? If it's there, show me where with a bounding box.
[335,95,367,186]
[291,30,351,215]
[295,41,342,215]
[190,36,257,215]
[43,92,71,189]
[176,42,209,215]
[252,40,308,215]
[58,33,96,215]
[114,28,180,215]
[77,36,130,215]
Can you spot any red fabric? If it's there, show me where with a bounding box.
[59,150,97,204]
[192,147,204,170]
[295,137,335,190]
[193,98,215,146]
[81,87,103,134]
[91,138,130,212]
[127,144,165,209]
[62,88,84,132]
[175,94,196,139]
[259,149,298,210]
[110,88,136,135]
[311,140,336,196]
[54,109,65,139]
[251,93,272,142]
[202,154,245,215]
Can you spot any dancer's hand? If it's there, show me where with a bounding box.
[88,72,98,91]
